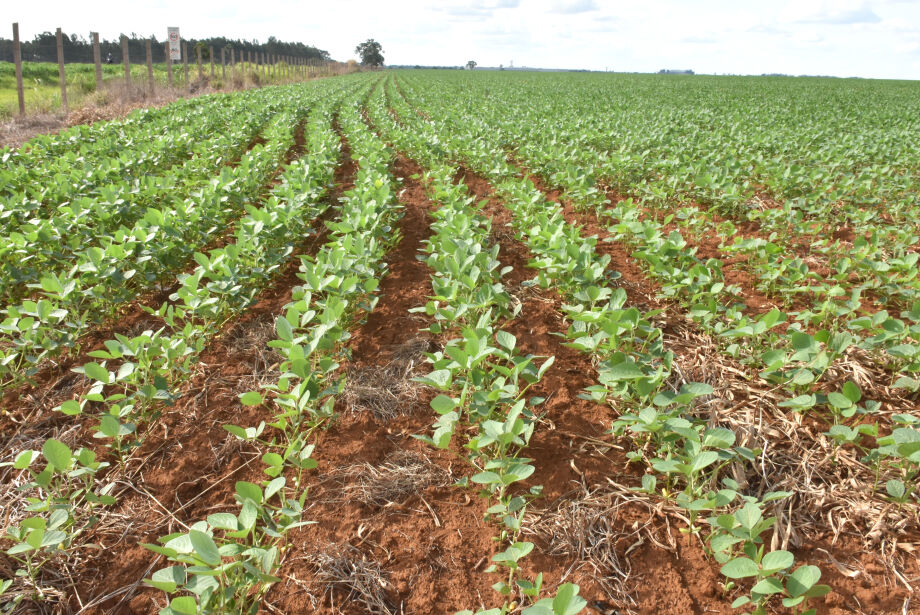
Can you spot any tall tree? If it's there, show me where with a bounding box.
[355,39,384,67]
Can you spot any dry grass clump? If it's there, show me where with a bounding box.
[0,552,68,613]
[223,316,282,395]
[344,338,429,420]
[302,544,396,615]
[524,486,662,612]
[337,450,452,508]
[661,319,919,584]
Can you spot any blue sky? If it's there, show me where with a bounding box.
[9,0,920,79]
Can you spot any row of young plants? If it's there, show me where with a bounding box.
[0,114,270,304]
[0,84,350,392]
[0,87,352,613]
[393,75,920,511]
[388,76,834,614]
[143,83,410,614]
[0,95,284,302]
[397,72,920,232]
[366,82,586,615]
[394,74,920,390]
[0,89,261,212]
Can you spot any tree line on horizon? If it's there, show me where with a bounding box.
[0,32,332,64]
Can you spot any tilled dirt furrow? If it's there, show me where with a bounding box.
[269,154,501,614]
[0,116,313,452]
[450,163,920,615]
[63,122,350,615]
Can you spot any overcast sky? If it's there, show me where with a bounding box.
[8,0,920,79]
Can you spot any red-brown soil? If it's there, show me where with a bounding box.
[3,106,918,615]
[0,117,308,453]
[453,164,920,615]
[67,145,352,614]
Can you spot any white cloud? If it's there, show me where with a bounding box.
[549,0,599,14]
[681,35,717,44]
[783,0,881,25]
[7,0,920,78]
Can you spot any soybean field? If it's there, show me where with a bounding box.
[1,70,918,615]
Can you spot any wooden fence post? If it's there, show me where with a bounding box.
[196,44,202,80]
[209,46,215,79]
[92,32,102,91]
[121,34,130,87]
[165,42,173,88]
[182,40,189,93]
[146,39,154,94]
[230,48,235,85]
[221,47,225,82]
[56,28,68,111]
[12,23,25,116]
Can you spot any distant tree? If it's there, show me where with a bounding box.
[355,39,384,67]
[194,41,211,60]
[466,60,477,70]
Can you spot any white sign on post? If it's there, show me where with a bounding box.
[168,27,181,61]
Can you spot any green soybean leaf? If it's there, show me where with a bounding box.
[42,439,73,471]
[751,577,785,595]
[786,565,822,597]
[691,450,719,473]
[13,449,36,469]
[276,315,294,342]
[886,479,906,499]
[496,330,516,351]
[761,550,794,574]
[207,513,239,531]
[167,595,198,615]
[189,530,221,566]
[236,481,263,504]
[58,400,83,416]
[83,362,110,383]
[552,583,587,615]
[239,391,263,406]
[417,369,452,389]
[147,565,186,593]
[721,557,759,579]
[430,394,457,415]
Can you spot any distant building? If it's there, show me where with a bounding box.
[659,69,695,75]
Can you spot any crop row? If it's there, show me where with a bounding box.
[0,84,366,391]
[387,74,846,614]
[1,89,277,209]
[0,86,351,612]
[365,77,592,614]
[142,82,409,614]
[392,73,920,395]
[392,75,920,516]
